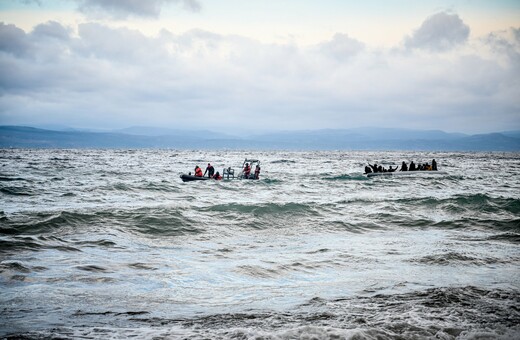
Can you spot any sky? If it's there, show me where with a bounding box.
[0,0,519,134]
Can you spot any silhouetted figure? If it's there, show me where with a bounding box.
[204,163,215,178]
[364,166,372,174]
[409,161,416,171]
[400,161,408,171]
[432,159,437,171]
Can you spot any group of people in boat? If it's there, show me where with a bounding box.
[191,162,261,180]
[192,163,222,180]
[364,159,438,174]
[242,162,261,179]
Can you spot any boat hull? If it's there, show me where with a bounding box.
[367,171,448,177]
[180,174,209,182]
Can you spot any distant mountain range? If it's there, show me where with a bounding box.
[1,125,519,151]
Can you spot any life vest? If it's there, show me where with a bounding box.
[213,174,222,180]
[244,165,251,174]
[195,167,203,177]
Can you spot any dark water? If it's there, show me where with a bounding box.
[1,149,519,339]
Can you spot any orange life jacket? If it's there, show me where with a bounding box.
[195,168,203,177]
[213,174,222,180]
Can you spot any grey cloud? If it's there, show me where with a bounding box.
[0,22,31,57]
[32,21,71,41]
[405,12,470,51]
[318,33,364,60]
[484,27,520,65]
[76,0,201,19]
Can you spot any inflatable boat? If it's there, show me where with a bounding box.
[180,174,209,182]
[180,158,261,182]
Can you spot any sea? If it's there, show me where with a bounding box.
[1,149,519,339]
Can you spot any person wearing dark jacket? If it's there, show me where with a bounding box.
[400,161,408,171]
[204,163,215,178]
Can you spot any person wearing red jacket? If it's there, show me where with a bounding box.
[243,163,251,178]
[194,166,203,177]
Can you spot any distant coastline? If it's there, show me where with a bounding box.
[1,125,519,151]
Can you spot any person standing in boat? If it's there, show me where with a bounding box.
[409,161,416,171]
[194,165,203,177]
[400,161,408,171]
[204,163,215,178]
[432,159,437,171]
[254,164,261,179]
[243,163,251,178]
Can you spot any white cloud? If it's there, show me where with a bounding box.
[405,12,470,51]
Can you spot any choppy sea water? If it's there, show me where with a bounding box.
[1,149,519,339]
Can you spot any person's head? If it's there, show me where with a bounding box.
[246,163,249,166]
[208,163,211,166]
[195,165,199,169]
[216,171,220,176]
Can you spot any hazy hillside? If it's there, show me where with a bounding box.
[1,126,519,151]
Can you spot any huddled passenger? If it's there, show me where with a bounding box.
[194,166,203,177]
[400,161,408,171]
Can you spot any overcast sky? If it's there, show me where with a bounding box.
[0,0,519,134]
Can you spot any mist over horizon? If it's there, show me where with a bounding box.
[2,124,519,151]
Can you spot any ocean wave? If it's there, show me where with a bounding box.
[270,159,297,164]
[0,187,34,196]
[412,251,510,266]
[0,208,201,237]
[486,233,520,243]
[0,176,30,182]
[401,194,520,214]
[322,174,368,181]
[203,202,321,217]
[261,178,283,184]
[0,236,81,253]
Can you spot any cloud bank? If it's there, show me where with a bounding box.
[0,12,519,133]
